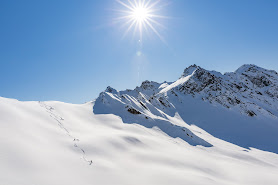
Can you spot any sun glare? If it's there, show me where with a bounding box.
[132,7,149,22]
[116,0,166,42]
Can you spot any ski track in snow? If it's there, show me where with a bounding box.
[39,101,93,165]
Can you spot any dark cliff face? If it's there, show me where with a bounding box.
[235,65,278,98]
[171,64,278,117]
[179,66,222,94]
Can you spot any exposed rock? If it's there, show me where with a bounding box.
[127,107,141,115]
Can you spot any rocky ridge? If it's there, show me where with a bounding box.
[96,64,278,119]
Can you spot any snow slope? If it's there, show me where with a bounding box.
[1,64,278,185]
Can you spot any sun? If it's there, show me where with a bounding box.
[132,7,149,21]
[116,0,166,42]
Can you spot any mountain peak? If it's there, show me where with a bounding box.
[235,64,278,77]
[104,86,118,94]
[182,64,202,77]
[235,64,260,74]
[139,80,160,91]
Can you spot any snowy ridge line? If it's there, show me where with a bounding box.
[39,101,93,165]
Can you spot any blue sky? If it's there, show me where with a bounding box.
[1,0,278,103]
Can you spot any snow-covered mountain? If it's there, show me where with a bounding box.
[98,64,278,118]
[95,64,278,153]
[1,64,278,185]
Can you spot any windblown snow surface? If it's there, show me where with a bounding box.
[1,64,278,185]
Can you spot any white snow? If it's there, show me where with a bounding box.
[1,64,278,185]
[1,96,278,185]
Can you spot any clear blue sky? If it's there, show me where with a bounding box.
[1,0,278,103]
